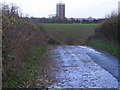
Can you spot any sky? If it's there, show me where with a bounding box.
[2,0,119,18]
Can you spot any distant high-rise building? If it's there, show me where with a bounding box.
[56,2,65,19]
[118,1,120,15]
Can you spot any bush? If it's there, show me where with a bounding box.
[2,3,48,88]
[88,12,119,44]
[86,12,119,58]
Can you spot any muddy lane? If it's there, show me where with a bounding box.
[47,45,119,88]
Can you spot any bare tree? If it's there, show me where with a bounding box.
[2,3,19,17]
[2,4,10,16]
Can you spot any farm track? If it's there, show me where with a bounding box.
[47,45,119,88]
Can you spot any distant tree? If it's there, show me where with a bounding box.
[2,3,19,17]
[82,19,90,23]
[10,4,19,17]
[2,4,10,16]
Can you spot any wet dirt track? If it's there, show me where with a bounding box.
[47,45,119,88]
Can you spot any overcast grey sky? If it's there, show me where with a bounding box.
[2,0,119,18]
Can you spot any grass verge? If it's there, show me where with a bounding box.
[86,41,119,59]
[3,42,47,88]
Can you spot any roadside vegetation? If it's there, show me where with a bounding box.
[2,3,59,88]
[86,41,119,57]
[2,2,119,88]
[41,24,98,45]
[3,43,47,88]
[86,12,119,59]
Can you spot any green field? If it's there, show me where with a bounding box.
[41,24,98,45]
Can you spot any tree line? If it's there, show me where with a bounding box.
[30,17,105,24]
